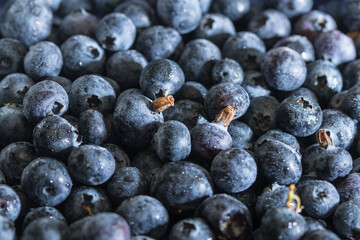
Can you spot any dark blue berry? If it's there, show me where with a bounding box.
[174,82,207,104]
[227,120,253,150]
[0,215,15,240]
[169,217,215,240]
[333,199,360,239]
[211,0,250,22]
[241,70,271,99]
[0,184,21,221]
[22,218,70,240]
[115,0,155,29]
[0,38,26,78]
[78,109,107,145]
[211,58,244,85]
[0,73,34,105]
[22,206,66,229]
[102,143,130,170]
[273,34,315,62]
[269,0,313,18]
[335,173,360,202]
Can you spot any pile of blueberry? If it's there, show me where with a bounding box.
[2,0,360,239]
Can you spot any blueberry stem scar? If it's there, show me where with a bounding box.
[151,95,175,113]
[214,105,236,127]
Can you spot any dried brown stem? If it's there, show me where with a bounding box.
[316,129,332,149]
[214,105,236,127]
[151,95,175,113]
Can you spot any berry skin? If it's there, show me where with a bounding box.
[95,13,136,52]
[23,80,69,124]
[157,0,202,34]
[135,25,183,62]
[131,150,164,182]
[63,186,112,223]
[204,82,250,121]
[211,0,250,22]
[210,148,257,193]
[152,120,191,162]
[0,0,53,47]
[335,173,360,202]
[21,157,72,206]
[22,206,66,229]
[0,215,15,240]
[343,84,360,121]
[106,50,148,90]
[0,184,21,221]
[69,74,116,117]
[22,218,70,240]
[261,47,307,91]
[115,0,155,29]
[227,121,253,150]
[102,143,130,171]
[169,218,215,240]
[0,73,34,105]
[253,129,300,153]
[211,58,244,85]
[24,41,63,80]
[255,140,302,185]
[0,38,27,78]
[260,207,307,240]
[0,142,39,185]
[150,161,213,215]
[273,34,315,62]
[33,116,82,159]
[277,96,323,137]
[195,194,252,240]
[269,0,313,18]
[333,199,360,239]
[67,145,115,186]
[174,82,208,104]
[301,230,340,240]
[60,35,105,78]
[115,195,169,238]
[342,59,360,90]
[139,59,185,100]
[241,70,271,99]
[78,109,107,145]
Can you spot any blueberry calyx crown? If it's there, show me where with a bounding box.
[214,105,236,127]
[151,95,175,113]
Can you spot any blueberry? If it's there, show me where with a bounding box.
[157,0,202,34]
[298,180,340,219]
[63,186,112,223]
[227,121,253,150]
[211,58,244,85]
[152,120,191,162]
[24,41,63,80]
[304,60,343,103]
[22,217,70,240]
[170,105,210,133]
[302,230,340,240]
[21,157,72,206]
[268,0,313,18]
[95,13,136,51]
[273,34,315,62]
[333,199,360,239]
[0,215,15,240]
[131,150,163,182]
[255,140,302,185]
[204,82,250,121]
[195,13,236,47]
[190,122,233,164]
[261,47,307,91]
[335,173,360,202]
[287,87,318,103]
[139,59,185,99]
[0,73,34,105]
[106,50,148,90]
[0,0,53,47]
[22,206,66,230]
[23,80,69,124]
[78,109,107,145]
[318,109,356,150]
[255,183,290,219]
[222,31,266,71]
[243,96,280,137]
[0,38,27,78]
[343,59,360,90]
[211,0,250,22]
[341,0,360,31]
[0,142,39,185]
[113,94,164,149]
[259,207,307,240]
[57,0,93,18]
[115,0,155,29]
[254,129,300,153]
[80,213,131,240]
[294,10,337,42]
[178,39,221,84]
[58,9,99,42]
[68,216,92,240]
[102,143,130,170]
[33,116,82,159]
[329,90,347,111]
[248,9,291,47]
[169,217,215,240]
[195,194,252,239]
[0,184,21,221]
[211,148,257,193]
[0,104,33,148]
[60,35,105,78]
[303,216,327,232]
[174,82,208,104]
[277,96,323,137]
[150,161,213,214]
[46,76,72,95]
[69,74,116,116]
[314,30,356,66]
[115,195,169,238]
[135,25,183,62]
[106,167,148,204]
[241,70,271,99]
[67,145,115,186]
